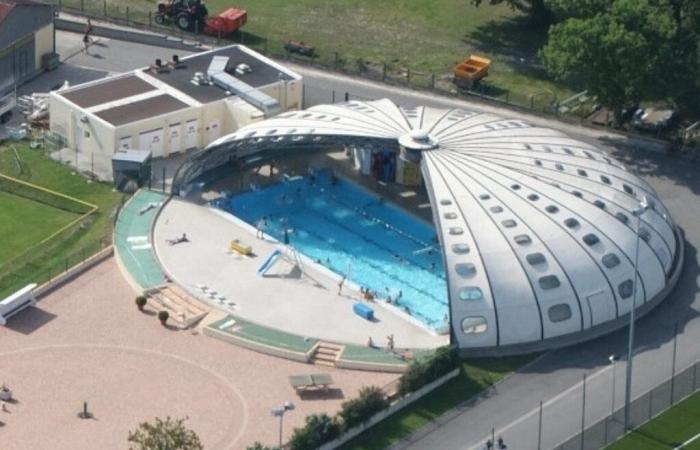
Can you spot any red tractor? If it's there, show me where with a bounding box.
[154,0,208,31]
[154,0,247,35]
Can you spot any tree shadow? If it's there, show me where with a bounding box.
[466,17,549,68]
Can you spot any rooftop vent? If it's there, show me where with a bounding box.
[207,56,280,115]
[235,63,252,75]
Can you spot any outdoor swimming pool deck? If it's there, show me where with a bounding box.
[153,196,448,349]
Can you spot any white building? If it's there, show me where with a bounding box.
[184,99,684,355]
[49,44,302,180]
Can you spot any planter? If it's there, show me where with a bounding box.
[0,388,12,401]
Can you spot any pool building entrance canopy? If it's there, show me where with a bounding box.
[175,98,682,355]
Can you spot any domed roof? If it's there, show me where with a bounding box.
[207,99,680,353]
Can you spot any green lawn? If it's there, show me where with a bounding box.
[0,191,78,263]
[61,0,574,108]
[341,354,536,450]
[0,142,125,297]
[606,390,700,450]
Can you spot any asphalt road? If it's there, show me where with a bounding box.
[43,30,700,450]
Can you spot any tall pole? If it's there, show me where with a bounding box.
[610,356,616,417]
[278,414,284,450]
[624,197,647,430]
[581,374,587,450]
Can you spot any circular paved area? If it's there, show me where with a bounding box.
[0,259,397,449]
[0,345,246,450]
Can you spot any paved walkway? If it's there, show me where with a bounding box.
[0,258,396,449]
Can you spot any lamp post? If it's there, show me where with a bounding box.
[271,400,295,449]
[624,196,649,430]
[609,355,616,417]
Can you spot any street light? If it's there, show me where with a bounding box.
[271,400,295,449]
[609,354,616,417]
[624,195,650,430]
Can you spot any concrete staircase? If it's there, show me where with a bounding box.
[310,342,343,367]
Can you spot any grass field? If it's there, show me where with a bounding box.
[60,0,573,107]
[606,390,700,450]
[0,142,125,298]
[341,354,536,450]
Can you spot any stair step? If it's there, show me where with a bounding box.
[313,359,336,367]
[313,354,337,361]
[319,343,343,350]
[316,349,338,356]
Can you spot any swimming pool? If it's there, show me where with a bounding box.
[214,170,448,330]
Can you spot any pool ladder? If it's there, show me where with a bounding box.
[310,342,344,367]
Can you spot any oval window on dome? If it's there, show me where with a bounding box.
[548,304,572,322]
[502,219,517,228]
[490,205,503,213]
[458,287,483,301]
[449,227,464,235]
[511,184,521,190]
[440,199,452,206]
[444,212,458,220]
[452,243,470,254]
[462,316,487,334]
[602,253,620,268]
[538,275,560,290]
[618,279,634,299]
[455,263,477,278]
[479,194,491,201]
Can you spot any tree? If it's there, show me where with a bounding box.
[288,413,341,450]
[338,386,389,429]
[544,0,613,20]
[128,416,203,450]
[541,0,676,123]
[471,0,554,25]
[245,443,274,450]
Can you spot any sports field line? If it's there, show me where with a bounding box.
[674,430,700,450]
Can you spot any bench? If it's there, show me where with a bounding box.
[289,373,334,392]
[0,283,37,325]
[230,239,252,256]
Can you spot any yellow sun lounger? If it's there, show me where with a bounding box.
[230,239,252,255]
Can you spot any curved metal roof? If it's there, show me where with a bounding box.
[208,99,679,351]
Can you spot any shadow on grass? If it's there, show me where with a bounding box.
[466,16,548,66]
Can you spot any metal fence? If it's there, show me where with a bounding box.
[554,362,700,450]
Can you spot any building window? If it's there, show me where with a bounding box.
[563,148,573,155]
[555,163,565,171]
[639,227,651,242]
[583,233,600,246]
[452,243,470,254]
[602,253,621,268]
[455,263,477,278]
[462,316,487,334]
[526,253,546,266]
[601,175,612,185]
[618,279,634,299]
[514,234,532,245]
[572,190,583,198]
[479,194,491,201]
[623,184,634,195]
[458,287,483,301]
[548,304,572,322]
[546,205,559,214]
[490,206,503,213]
[511,184,521,190]
[502,219,517,228]
[539,275,561,290]
[444,212,458,219]
[534,160,542,166]
[440,199,452,206]
[593,200,606,209]
[564,218,580,229]
[616,212,629,224]
[449,227,464,235]
[528,194,539,201]
[578,169,588,177]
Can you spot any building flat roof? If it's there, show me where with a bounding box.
[61,75,157,108]
[146,46,294,104]
[95,94,189,126]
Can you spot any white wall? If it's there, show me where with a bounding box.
[33,23,54,70]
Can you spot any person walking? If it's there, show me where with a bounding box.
[82,19,94,54]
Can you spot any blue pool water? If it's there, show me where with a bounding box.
[214,170,448,330]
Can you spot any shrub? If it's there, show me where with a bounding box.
[135,295,147,311]
[127,416,202,450]
[398,346,458,396]
[158,310,169,325]
[288,413,341,450]
[339,386,389,430]
[245,443,274,450]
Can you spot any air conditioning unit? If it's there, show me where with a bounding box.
[235,63,252,75]
[42,53,60,71]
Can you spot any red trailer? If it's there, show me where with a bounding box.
[204,7,247,36]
